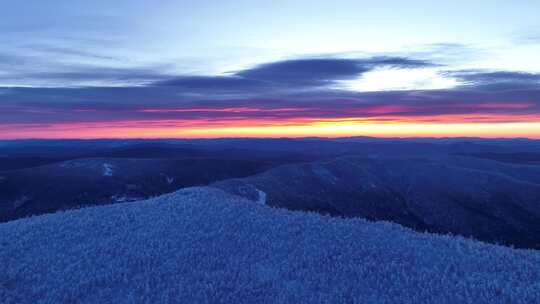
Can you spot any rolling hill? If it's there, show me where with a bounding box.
[1,187,539,303]
[214,156,540,249]
[0,157,274,222]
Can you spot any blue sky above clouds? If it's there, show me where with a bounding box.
[1,0,540,138]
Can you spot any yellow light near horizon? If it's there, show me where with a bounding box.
[2,121,539,139]
[170,121,540,139]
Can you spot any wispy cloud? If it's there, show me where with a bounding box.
[154,57,434,95]
[0,52,539,138]
[445,70,540,90]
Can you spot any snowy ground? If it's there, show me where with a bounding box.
[1,187,539,303]
[102,163,114,177]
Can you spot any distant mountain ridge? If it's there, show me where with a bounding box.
[0,157,274,222]
[2,137,540,246]
[213,156,540,249]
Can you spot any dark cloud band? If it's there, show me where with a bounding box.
[0,56,539,127]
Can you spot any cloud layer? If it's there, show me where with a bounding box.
[1,55,539,138]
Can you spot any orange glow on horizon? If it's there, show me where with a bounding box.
[1,116,539,139]
[4,102,538,139]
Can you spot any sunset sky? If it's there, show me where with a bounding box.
[1,0,540,139]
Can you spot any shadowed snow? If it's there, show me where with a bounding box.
[102,163,114,177]
[1,187,539,303]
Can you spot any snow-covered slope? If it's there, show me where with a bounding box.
[1,187,539,303]
[213,156,540,249]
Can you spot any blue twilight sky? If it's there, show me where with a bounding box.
[1,0,540,138]
[2,0,540,82]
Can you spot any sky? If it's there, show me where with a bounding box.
[1,0,540,139]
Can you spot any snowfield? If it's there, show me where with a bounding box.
[102,163,114,177]
[1,187,539,303]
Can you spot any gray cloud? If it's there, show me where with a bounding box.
[1,56,539,127]
[446,70,540,91]
[153,57,434,94]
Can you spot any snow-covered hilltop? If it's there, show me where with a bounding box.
[1,187,539,303]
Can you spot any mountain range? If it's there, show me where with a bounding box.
[214,155,540,248]
[2,137,540,249]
